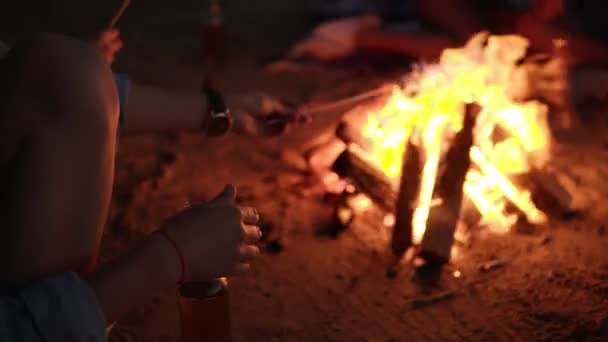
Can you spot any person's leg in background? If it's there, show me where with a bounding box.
[356,0,484,61]
[315,0,413,20]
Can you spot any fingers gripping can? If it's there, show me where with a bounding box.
[178,278,232,342]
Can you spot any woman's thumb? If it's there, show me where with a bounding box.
[208,184,237,206]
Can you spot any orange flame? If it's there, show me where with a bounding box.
[360,34,551,243]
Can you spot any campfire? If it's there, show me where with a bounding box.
[327,33,571,266]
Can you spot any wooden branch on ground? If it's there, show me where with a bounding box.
[332,143,397,212]
[419,103,480,263]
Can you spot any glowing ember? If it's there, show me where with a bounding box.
[360,33,551,244]
[347,194,373,213]
[383,214,396,227]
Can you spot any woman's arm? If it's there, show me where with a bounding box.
[121,81,208,134]
[121,80,307,137]
[87,233,180,323]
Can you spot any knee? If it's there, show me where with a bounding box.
[4,32,119,132]
[8,32,108,78]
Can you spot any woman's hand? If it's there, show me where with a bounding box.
[227,93,311,137]
[94,29,123,64]
[88,185,261,323]
[161,185,262,282]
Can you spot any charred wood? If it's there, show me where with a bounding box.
[391,138,422,262]
[332,143,397,212]
[419,103,480,263]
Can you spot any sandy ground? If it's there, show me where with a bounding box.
[103,1,608,341]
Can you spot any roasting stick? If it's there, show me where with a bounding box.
[107,0,131,29]
[300,86,392,116]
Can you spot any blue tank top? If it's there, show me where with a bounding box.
[113,72,130,129]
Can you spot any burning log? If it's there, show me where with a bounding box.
[419,103,480,263]
[391,139,422,263]
[332,143,397,212]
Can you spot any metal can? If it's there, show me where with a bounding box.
[178,278,232,342]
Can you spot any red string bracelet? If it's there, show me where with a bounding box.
[157,230,186,286]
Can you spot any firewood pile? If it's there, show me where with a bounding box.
[330,103,574,266]
[277,32,591,273]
